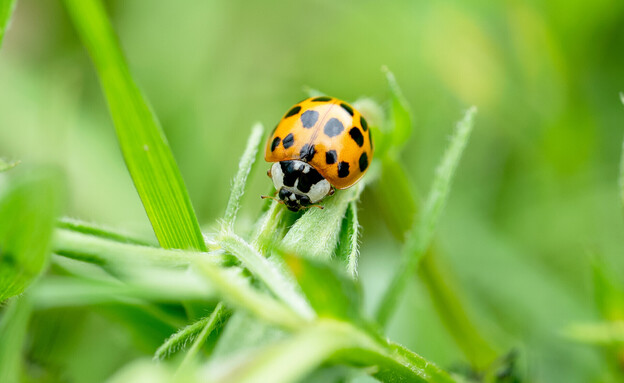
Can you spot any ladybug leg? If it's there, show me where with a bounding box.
[267,168,272,178]
[328,187,335,196]
[302,204,324,210]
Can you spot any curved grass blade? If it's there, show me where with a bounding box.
[155,303,229,361]
[63,0,205,251]
[375,107,476,327]
[383,66,413,150]
[0,169,64,301]
[0,0,17,49]
[0,295,32,383]
[223,123,264,231]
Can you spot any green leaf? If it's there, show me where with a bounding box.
[223,123,264,231]
[0,159,19,173]
[194,259,305,331]
[0,169,64,301]
[335,201,360,278]
[383,67,413,150]
[0,0,17,49]
[58,217,153,246]
[563,321,624,346]
[219,233,314,320]
[63,0,205,251]
[371,156,418,242]
[176,303,229,370]
[375,107,476,327]
[0,296,32,383]
[284,253,363,322]
[282,183,364,260]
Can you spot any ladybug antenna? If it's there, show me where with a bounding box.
[261,195,283,204]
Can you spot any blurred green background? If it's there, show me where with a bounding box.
[1,0,624,382]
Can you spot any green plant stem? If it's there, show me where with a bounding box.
[219,233,315,320]
[375,107,476,328]
[419,249,497,368]
[620,93,624,211]
[0,295,32,383]
[177,302,227,371]
[58,217,153,246]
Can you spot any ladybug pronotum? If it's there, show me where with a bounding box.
[264,96,373,211]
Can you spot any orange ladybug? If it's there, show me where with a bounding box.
[265,96,373,211]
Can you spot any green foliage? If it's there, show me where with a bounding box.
[284,253,363,322]
[335,201,360,277]
[63,0,205,252]
[376,107,476,328]
[383,66,413,151]
[0,169,64,301]
[0,0,16,49]
[0,296,32,383]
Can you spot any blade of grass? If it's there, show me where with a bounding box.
[177,302,228,370]
[58,217,153,246]
[223,123,264,231]
[382,67,413,150]
[375,107,476,327]
[155,303,229,361]
[619,93,624,210]
[0,159,19,173]
[0,295,31,383]
[63,0,205,251]
[0,0,17,49]
[0,169,64,301]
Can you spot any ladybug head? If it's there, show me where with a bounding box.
[267,161,332,212]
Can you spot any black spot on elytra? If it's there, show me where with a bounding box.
[325,150,337,165]
[312,96,332,102]
[324,118,344,137]
[300,144,316,162]
[340,103,354,116]
[282,133,294,149]
[285,106,301,118]
[360,116,368,131]
[338,161,350,178]
[300,110,319,128]
[359,152,368,172]
[349,127,364,147]
[271,137,281,151]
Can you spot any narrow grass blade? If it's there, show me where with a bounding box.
[335,201,360,278]
[375,107,476,327]
[0,295,32,383]
[31,269,214,308]
[383,67,413,150]
[58,217,153,246]
[563,321,624,345]
[223,123,264,230]
[0,0,17,49]
[177,302,228,370]
[620,93,624,210]
[155,302,229,361]
[63,0,205,251]
[0,169,64,301]
[0,159,19,173]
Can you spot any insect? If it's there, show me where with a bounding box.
[264,96,373,211]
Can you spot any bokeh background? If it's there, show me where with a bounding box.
[1,0,624,382]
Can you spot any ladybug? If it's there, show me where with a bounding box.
[264,96,373,211]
